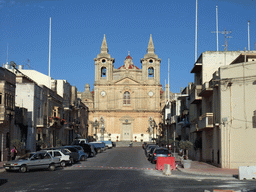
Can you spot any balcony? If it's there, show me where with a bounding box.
[0,106,5,123]
[198,113,214,130]
[49,116,64,128]
[199,82,213,97]
[170,115,178,124]
[37,116,47,128]
[64,122,73,130]
[0,107,15,123]
[190,85,202,104]
[177,117,190,127]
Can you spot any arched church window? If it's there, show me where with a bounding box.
[148,67,154,78]
[101,67,107,78]
[123,91,130,105]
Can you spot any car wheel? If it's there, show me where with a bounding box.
[97,149,101,153]
[60,161,66,167]
[90,153,94,157]
[80,156,86,161]
[19,165,27,173]
[70,158,74,164]
[85,152,89,157]
[48,164,55,171]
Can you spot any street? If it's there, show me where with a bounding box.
[1,147,256,192]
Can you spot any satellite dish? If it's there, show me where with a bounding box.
[10,61,17,68]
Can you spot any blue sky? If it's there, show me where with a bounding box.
[1,0,255,93]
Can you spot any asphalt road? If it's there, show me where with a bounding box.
[1,147,256,192]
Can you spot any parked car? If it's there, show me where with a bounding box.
[72,145,88,161]
[102,140,113,148]
[74,143,95,157]
[53,146,80,164]
[43,149,71,167]
[88,143,97,156]
[89,143,102,153]
[3,151,60,173]
[146,145,158,159]
[89,142,107,153]
[145,144,157,156]
[111,141,116,147]
[149,147,170,164]
[142,142,147,149]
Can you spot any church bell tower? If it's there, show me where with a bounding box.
[141,34,161,85]
[94,34,115,84]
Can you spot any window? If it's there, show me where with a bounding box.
[101,67,107,77]
[54,151,61,157]
[0,93,2,105]
[123,91,130,105]
[148,67,154,78]
[43,153,51,159]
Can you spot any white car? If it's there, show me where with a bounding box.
[42,150,71,167]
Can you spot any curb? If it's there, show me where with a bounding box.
[176,166,235,177]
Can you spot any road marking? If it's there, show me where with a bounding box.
[65,165,155,170]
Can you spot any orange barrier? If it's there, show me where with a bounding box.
[156,157,175,170]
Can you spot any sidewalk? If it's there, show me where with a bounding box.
[177,160,239,177]
[0,161,6,173]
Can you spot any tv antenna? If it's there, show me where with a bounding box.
[212,28,232,51]
[25,59,31,69]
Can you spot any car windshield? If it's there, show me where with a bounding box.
[18,153,34,160]
[66,147,77,152]
[155,149,169,154]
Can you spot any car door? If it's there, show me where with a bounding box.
[27,153,44,170]
[53,151,63,161]
[40,152,53,168]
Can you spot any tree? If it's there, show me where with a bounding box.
[179,140,193,159]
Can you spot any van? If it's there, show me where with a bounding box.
[72,139,88,144]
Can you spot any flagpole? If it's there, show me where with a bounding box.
[248,20,250,51]
[195,0,198,62]
[48,17,51,87]
[216,5,219,51]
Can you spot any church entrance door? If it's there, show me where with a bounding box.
[122,124,132,141]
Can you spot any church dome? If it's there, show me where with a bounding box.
[125,55,133,60]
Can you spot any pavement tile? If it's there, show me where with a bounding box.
[177,160,239,177]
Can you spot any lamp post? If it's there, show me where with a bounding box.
[152,120,156,143]
[158,122,162,145]
[94,120,99,141]
[148,117,153,142]
[100,117,105,141]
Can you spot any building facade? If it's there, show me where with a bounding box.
[189,51,256,168]
[0,66,16,161]
[81,35,163,142]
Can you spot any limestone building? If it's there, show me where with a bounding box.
[81,35,163,142]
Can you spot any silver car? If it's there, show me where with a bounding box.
[3,151,60,173]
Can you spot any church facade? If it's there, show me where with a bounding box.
[81,35,164,142]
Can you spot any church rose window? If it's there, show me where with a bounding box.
[123,91,130,105]
[148,67,154,78]
[101,67,107,77]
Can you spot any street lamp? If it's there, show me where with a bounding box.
[100,117,105,141]
[152,120,156,143]
[148,117,153,142]
[93,120,99,141]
